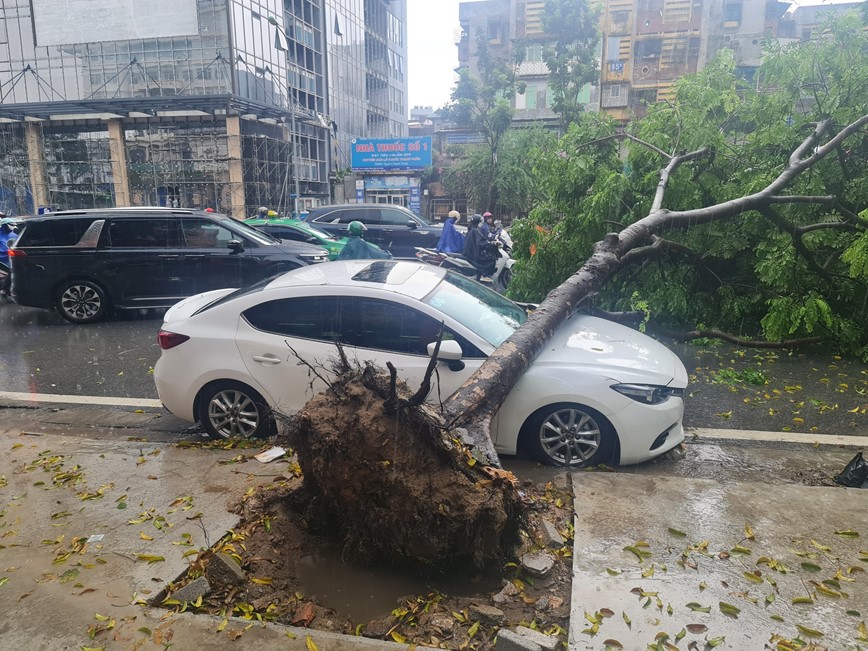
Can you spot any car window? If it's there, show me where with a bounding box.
[346,297,484,358]
[379,209,413,226]
[264,226,308,243]
[213,215,278,245]
[242,296,351,343]
[107,219,181,248]
[423,272,527,348]
[182,218,235,248]
[17,218,97,247]
[313,208,369,225]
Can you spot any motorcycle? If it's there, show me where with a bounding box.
[415,241,514,294]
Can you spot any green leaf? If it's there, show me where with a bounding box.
[719,601,741,618]
[800,562,822,572]
[667,527,687,538]
[686,602,711,613]
[795,624,823,638]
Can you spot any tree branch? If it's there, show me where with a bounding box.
[646,322,823,348]
[651,147,711,212]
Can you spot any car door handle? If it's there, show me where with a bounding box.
[158,255,180,259]
[252,354,282,365]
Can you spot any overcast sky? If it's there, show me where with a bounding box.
[407,0,462,112]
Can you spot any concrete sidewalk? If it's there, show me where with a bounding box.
[0,431,405,651]
[569,473,868,650]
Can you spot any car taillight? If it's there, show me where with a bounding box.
[8,249,25,257]
[158,330,190,350]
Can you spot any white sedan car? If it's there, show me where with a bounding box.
[154,261,688,468]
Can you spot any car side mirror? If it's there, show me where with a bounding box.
[428,339,462,361]
[307,236,319,244]
[407,220,417,229]
[227,239,244,253]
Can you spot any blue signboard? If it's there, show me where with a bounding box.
[409,186,421,216]
[351,137,433,171]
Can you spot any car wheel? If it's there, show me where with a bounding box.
[493,267,512,293]
[525,403,615,468]
[55,280,108,324]
[198,381,275,440]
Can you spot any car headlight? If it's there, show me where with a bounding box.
[300,253,328,263]
[611,383,684,405]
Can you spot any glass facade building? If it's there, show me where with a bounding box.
[0,0,407,217]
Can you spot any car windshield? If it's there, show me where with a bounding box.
[193,274,277,315]
[215,216,279,245]
[301,222,339,241]
[423,272,527,347]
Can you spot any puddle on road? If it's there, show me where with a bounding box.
[292,543,502,623]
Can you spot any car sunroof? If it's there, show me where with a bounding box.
[351,261,420,285]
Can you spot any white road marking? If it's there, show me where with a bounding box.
[0,391,162,408]
[687,427,868,448]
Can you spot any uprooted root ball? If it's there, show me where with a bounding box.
[286,363,524,568]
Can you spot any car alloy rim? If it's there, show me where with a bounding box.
[539,407,600,465]
[61,284,101,320]
[207,389,260,438]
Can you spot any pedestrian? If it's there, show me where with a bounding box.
[436,210,464,253]
[0,215,18,301]
[251,206,268,220]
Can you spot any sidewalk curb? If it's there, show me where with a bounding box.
[686,426,868,449]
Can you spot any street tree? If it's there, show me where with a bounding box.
[447,32,525,212]
[441,126,556,217]
[510,13,868,354]
[540,0,601,132]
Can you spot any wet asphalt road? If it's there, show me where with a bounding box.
[0,302,163,398]
[2,300,867,438]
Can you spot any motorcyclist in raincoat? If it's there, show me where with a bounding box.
[436,210,465,253]
[461,214,497,279]
[0,216,18,300]
[336,221,392,260]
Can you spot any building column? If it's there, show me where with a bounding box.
[106,119,130,207]
[226,115,246,219]
[24,122,48,211]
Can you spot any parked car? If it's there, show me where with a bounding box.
[246,217,347,260]
[304,204,444,258]
[154,260,688,468]
[9,207,329,324]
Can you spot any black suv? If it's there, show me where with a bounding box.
[10,208,329,324]
[304,204,444,258]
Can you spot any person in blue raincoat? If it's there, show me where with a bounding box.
[336,221,392,260]
[0,216,18,300]
[436,210,464,253]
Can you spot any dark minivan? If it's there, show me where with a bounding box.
[304,203,444,258]
[10,208,329,324]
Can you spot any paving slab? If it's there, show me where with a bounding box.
[569,473,868,650]
[0,431,402,650]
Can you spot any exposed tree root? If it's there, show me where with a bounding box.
[282,357,525,569]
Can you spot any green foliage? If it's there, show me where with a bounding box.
[446,32,525,211]
[442,127,556,216]
[540,0,601,131]
[507,13,868,352]
[711,368,767,387]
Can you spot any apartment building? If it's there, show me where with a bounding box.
[457,0,863,124]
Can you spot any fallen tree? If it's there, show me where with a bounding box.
[283,112,867,569]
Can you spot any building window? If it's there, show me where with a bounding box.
[723,2,742,25]
[610,84,622,99]
[525,84,537,109]
[526,45,544,62]
[606,36,621,62]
